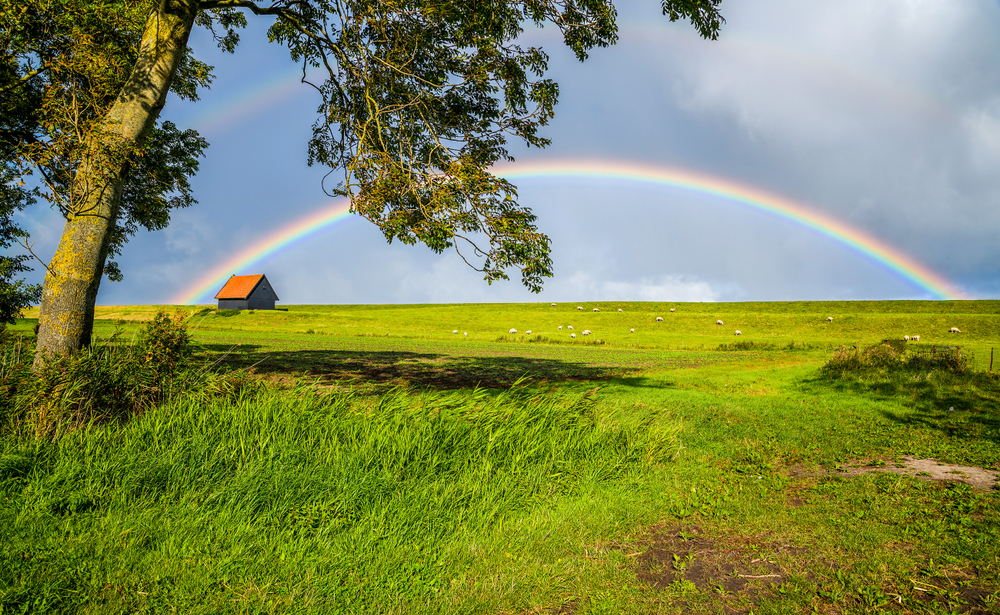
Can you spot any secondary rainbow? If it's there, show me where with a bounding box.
[173,159,968,304]
[172,200,354,304]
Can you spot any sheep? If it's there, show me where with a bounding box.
[826,316,834,322]
[577,306,584,311]
[630,328,635,333]
[582,329,592,336]
[570,333,576,338]
[567,325,574,330]
[525,330,532,335]
[593,307,600,312]
[950,327,961,333]
[911,335,920,341]
[670,308,676,312]
[735,330,742,336]
[452,330,458,334]
[655,316,664,322]
[903,335,910,342]
[558,325,563,331]
[716,320,724,326]
[464,332,468,337]
[551,303,557,307]
[508,328,517,334]
[617,308,623,312]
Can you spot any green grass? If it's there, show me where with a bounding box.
[3,300,1000,613]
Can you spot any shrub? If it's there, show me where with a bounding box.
[823,339,969,376]
[3,311,199,438]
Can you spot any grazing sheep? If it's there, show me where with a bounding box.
[526,330,532,335]
[593,307,600,312]
[452,330,458,334]
[568,325,574,330]
[670,308,676,312]
[570,333,576,338]
[630,328,635,333]
[508,328,517,334]
[735,330,742,336]
[903,335,910,342]
[911,335,920,341]
[656,316,664,322]
[558,325,563,331]
[617,308,623,312]
[716,320,724,326]
[551,303,557,307]
[826,316,834,322]
[950,327,961,333]
[464,332,468,337]
[582,330,592,336]
[577,306,584,311]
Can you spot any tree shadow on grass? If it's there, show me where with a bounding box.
[195,344,641,390]
[807,370,1000,450]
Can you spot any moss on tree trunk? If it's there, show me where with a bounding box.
[34,0,199,365]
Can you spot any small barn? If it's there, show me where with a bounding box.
[214,274,280,310]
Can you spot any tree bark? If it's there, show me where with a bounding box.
[34,0,199,366]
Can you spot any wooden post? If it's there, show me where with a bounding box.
[990,347,994,373]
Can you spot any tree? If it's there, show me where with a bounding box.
[2,0,723,363]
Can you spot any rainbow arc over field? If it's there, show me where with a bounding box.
[172,159,968,304]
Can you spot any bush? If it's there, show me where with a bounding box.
[2,311,209,438]
[823,339,969,376]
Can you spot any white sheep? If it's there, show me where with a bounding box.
[577,306,584,311]
[656,316,664,322]
[567,325,574,330]
[452,330,458,334]
[903,335,910,342]
[464,332,468,337]
[826,317,834,322]
[525,330,532,335]
[670,308,676,312]
[716,320,724,326]
[617,308,623,312]
[593,307,600,312]
[630,328,635,333]
[551,303,557,307]
[558,325,563,331]
[508,328,517,334]
[950,327,961,333]
[911,335,920,341]
[570,333,576,338]
[582,329,592,336]
[735,330,742,336]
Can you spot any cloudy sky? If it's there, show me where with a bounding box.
[18,0,1000,304]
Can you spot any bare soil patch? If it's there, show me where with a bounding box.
[618,525,805,614]
[788,457,999,491]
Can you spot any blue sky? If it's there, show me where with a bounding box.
[16,0,1000,304]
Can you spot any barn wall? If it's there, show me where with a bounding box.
[218,299,248,310]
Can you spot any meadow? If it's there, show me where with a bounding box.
[2,300,999,614]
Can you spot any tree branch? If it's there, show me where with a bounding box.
[15,238,53,277]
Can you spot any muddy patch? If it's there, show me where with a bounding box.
[620,525,804,614]
[789,457,998,491]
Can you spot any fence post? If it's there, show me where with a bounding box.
[991,347,994,373]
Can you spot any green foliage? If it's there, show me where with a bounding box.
[824,340,972,376]
[0,310,244,438]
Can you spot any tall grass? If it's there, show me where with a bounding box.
[0,382,679,613]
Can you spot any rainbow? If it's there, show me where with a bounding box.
[171,159,968,304]
[172,199,354,304]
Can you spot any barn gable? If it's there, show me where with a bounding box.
[214,274,279,310]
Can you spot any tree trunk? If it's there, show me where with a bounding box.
[34,0,198,366]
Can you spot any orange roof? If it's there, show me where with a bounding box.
[215,274,265,300]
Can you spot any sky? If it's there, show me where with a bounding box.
[16,0,1000,305]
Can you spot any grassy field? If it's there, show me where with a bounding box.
[3,301,1000,614]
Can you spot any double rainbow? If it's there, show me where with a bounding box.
[171,159,968,304]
